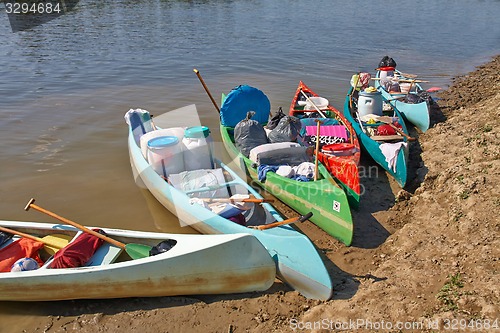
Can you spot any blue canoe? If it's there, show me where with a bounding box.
[374,69,430,133]
[125,109,333,300]
[343,86,410,188]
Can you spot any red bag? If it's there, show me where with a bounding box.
[376,124,397,136]
[49,229,104,269]
[0,238,44,272]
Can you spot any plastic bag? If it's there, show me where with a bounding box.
[268,115,302,143]
[266,107,286,130]
[378,56,397,69]
[234,111,268,157]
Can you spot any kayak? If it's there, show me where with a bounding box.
[289,81,361,208]
[219,85,354,246]
[374,68,431,133]
[343,84,410,188]
[0,220,276,301]
[125,108,333,300]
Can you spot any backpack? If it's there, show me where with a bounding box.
[378,56,397,69]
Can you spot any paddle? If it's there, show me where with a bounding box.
[0,225,70,256]
[299,89,328,118]
[371,77,430,83]
[377,116,416,141]
[193,68,220,113]
[300,89,354,145]
[249,212,313,230]
[24,198,154,260]
[314,119,322,181]
[349,73,361,109]
[200,197,274,204]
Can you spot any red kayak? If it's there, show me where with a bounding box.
[289,81,361,208]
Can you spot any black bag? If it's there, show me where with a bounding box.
[0,231,13,247]
[234,111,269,157]
[378,56,397,68]
[150,239,177,256]
[267,115,302,143]
[266,107,286,130]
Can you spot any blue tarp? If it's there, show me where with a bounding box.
[220,85,271,127]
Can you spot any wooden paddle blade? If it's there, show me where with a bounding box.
[125,243,152,260]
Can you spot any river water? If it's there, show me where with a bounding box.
[0,0,499,327]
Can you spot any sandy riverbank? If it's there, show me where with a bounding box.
[3,56,499,333]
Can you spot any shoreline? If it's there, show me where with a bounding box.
[1,55,499,333]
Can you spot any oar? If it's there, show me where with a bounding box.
[0,225,70,256]
[24,198,153,260]
[349,73,361,109]
[299,89,328,118]
[193,68,220,113]
[200,197,274,204]
[249,212,313,230]
[314,119,322,181]
[371,77,430,83]
[377,116,416,141]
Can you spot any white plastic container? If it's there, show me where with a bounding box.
[249,142,301,163]
[140,127,185,158]
[147,136,185,177]
[303,97,329,110]
[182,126,214,171]
[358,90,383,117]
[400,82,411,94]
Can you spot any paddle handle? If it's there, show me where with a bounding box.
[25,198,126,249]
[0,225,62,248]
[193,68,220,113]
[251,212,313,231]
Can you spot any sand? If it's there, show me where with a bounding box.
[4,56,499,333]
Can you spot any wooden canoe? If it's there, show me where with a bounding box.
[0,220,276,301]
[289,81,361,208]
[125,109,333,300]
[374,69,431,133]
[219,86,354,246]
[343,85,410,188]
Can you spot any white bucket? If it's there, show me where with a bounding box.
[140,127,185,158]
[358,90,383,117]
[147,136,185,177]
[182,126,214,171]
[304,97,329,110]
[400,82,411,94]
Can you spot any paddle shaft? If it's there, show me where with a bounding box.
[314,119,321,181]
[251,212,313,230]
[193,68,220,113]
[0,225,63,248]
[200,198,274,203]
[349,73,361,109]
[299,89,327,118]
[25,199,126,250]
[371,77,429,83]
[300,89,354,144]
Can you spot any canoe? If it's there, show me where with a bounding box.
[219,85,353,246]
[289,81,361,208]
[0,220,276,301]
[374,69,430,133]
[125,109,333,300]
[343,84,410,188]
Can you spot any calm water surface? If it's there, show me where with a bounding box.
[0,0,499,326]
